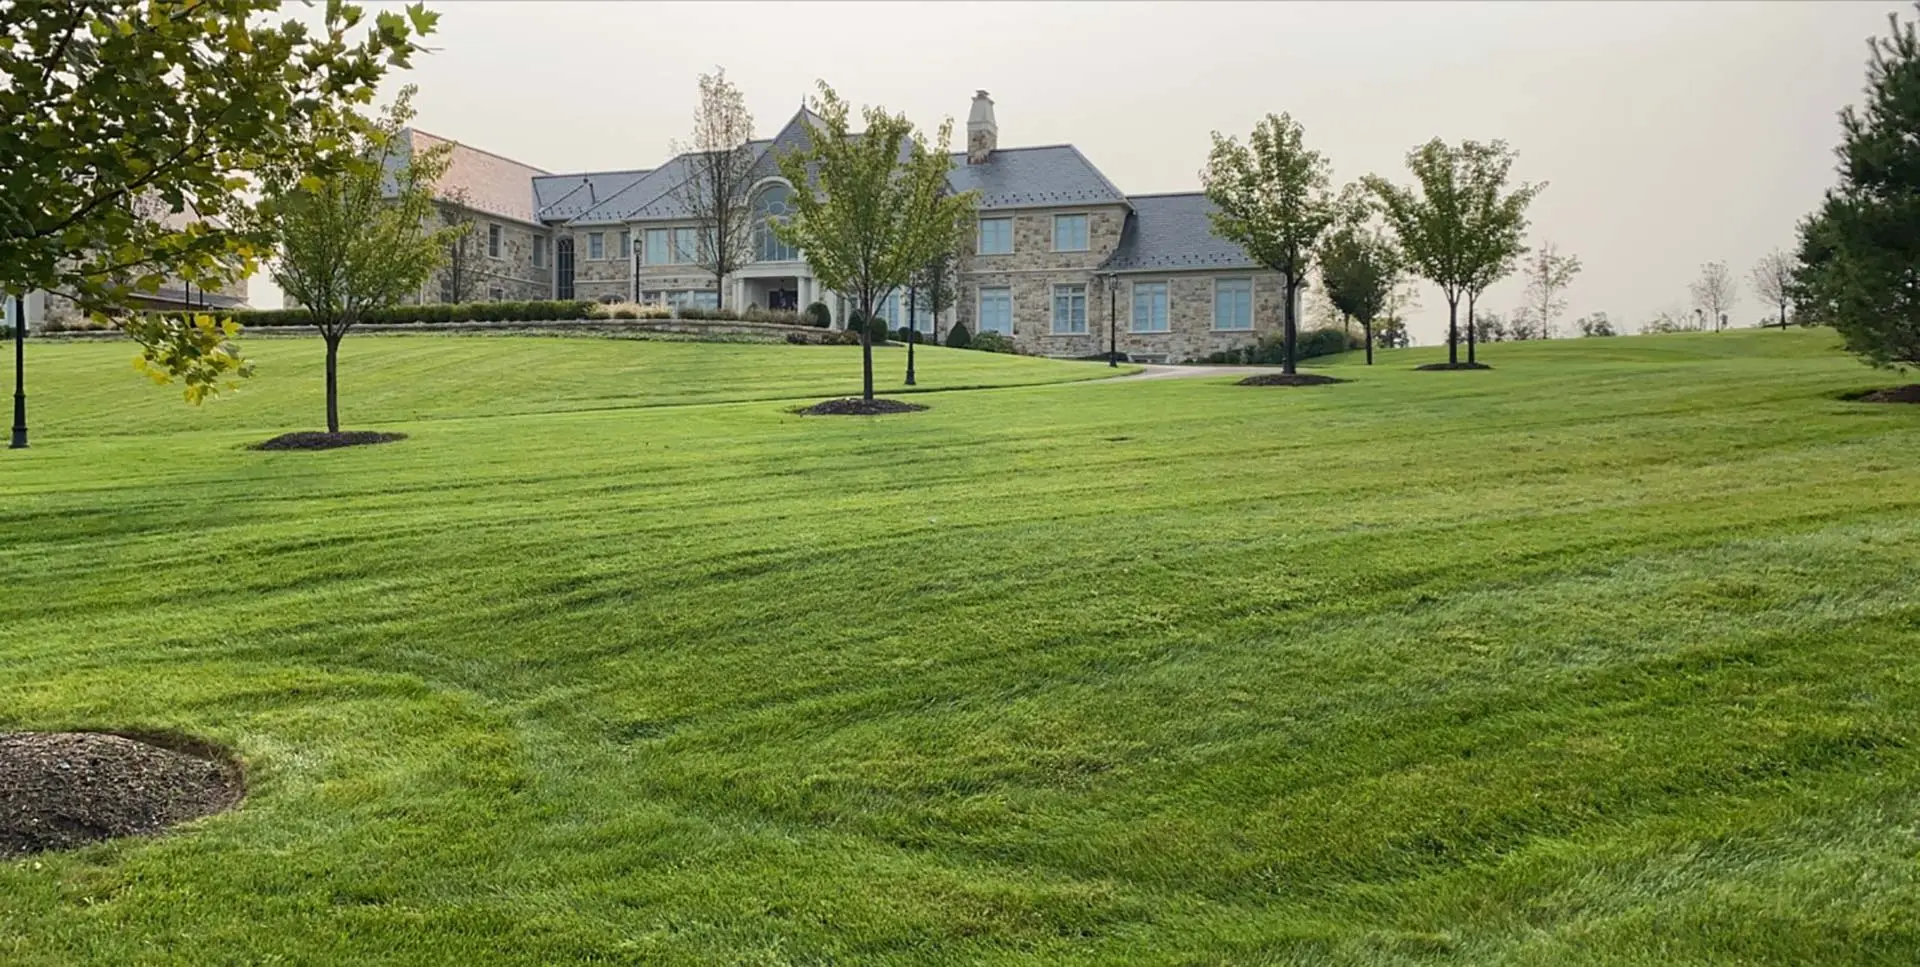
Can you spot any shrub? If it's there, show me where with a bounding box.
[895,326,923,344]
[785,332,810,345]
[612,308,637,319]
[833,327,863,345]
[971,331,1016,354]
[802,301,832,328]
[1296,326,1362,360]
[741,306,802,326]
[866,314,891,345]
[945,322,971,349]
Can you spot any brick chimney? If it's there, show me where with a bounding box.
[967,90,997,165]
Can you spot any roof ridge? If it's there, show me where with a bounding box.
[537,167,654,180]
[1127,191,1207,200]
[407,127,551,175]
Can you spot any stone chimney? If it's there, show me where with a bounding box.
[967,90,997,165]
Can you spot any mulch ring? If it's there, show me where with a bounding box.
[1,731,244,858]
[1843,384,1920,404]
[251,431,408,451]
[1415,362,1494,371]
[795,398,929,416]
[1236,373,1348,387]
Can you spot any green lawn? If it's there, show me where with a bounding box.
[2,330,1917,965]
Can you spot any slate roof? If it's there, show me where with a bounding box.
[533,170,653,221]
[405,129,549,224]
[945,145,1129,210]
[1098,192,1260,273]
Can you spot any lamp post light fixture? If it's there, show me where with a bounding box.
[1104,272,1119,367]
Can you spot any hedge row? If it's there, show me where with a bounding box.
[1194,327,1364,365]
[191,300,599,328]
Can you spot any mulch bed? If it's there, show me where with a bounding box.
[795,398,929,416]
[1415,362,1494,371]
[1,732,244,858]
[251,431,408,451]
[1845,384,1920,404]
[1236,373,1348,387]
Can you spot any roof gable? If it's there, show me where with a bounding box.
[406,129,549,224]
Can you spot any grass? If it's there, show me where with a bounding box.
[1,329,1917,965]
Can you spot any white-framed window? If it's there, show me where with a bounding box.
[673,227,700,264]
[977,286,1012,335]
[649,289,720,309]
[876,291,903,328]
[645,228,671,265]
[619,230,631,260]
[488,285,505,301]
[487,223,502,259]
[533,235,547,268]
[1052,214,1089,252]
[1051,284,1087,334]
[588,232,605,261]
[1214,278,1253,330]
[1131,281,1169,332]
[753,184,799,261]
[978,217,1013,255]
[906,289,935,333]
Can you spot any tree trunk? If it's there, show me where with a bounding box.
[1343,312,1351,339]
[1363,319,1374,366]
[1447,297,1460,365]
[860,298,875,401]
[1466,291,1479,365]
[1779,304,1788,329]
[1282,281,1299,375]
[324,334,341,434]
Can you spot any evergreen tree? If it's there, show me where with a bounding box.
[1794,2,1920,370]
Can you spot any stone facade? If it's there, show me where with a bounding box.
[458,217,551,302]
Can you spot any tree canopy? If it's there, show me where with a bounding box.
[1,0,436,400]
[1793,2,1920,369]
[1202,113,1335,375]
[1318,188,1403,366]
[772,81,975,400]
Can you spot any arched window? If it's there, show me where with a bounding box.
[753,183,798,262]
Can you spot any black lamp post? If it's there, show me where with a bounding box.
[904,283,918,387]
[10,293,26,450]
[1104,272,1119,367]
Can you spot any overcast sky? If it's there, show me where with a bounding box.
[267,0,1900,342]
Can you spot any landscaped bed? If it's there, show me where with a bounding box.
[1,733,243,858]
[1236,372,1347,386]
[794,397,929,416]
[251,430,408,450]
[1847,383,1920,403]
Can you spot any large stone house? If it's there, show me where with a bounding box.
[408,91,1291,361]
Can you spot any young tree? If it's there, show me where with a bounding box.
[1318,189,1403,366]
[1366,140,1472,365]
[1201,112,1337,375]
[1749,249,1795,330]
[772,82,976,400]
[907,242,960,385]
[437,186,481,304]
[670,68,758,309]
[1576,312,1616,337]
[1472,310,1509,343]
[258,88,454,434]
[1521,241,1582,340]
[1,0,435,444]
[1690,260,1736,332]
[1460,141,1542,363]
